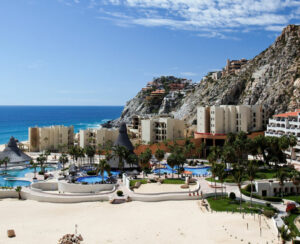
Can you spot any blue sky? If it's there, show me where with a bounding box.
[0,0,299,106]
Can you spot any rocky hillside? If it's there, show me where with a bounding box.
[114,25,300,126]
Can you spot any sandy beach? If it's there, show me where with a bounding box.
[0,199,278,244]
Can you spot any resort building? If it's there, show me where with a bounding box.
[141,116,185,144]
[78,128,118,149]
[254,180,300,197]
[265,109,300,162]
[29,125,74,152]
[195,105,266,153]
[222,58,248,76]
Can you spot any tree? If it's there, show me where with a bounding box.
[127,154,138,168]
[277,168,288,197]
[155,149,165,178]
[232,164,245,212]
[85,146,96,165]
[210,162,219,199]
[183,139,195,159]
[246,161,258,206]
[30,160,38,179]
[139,150,152,177]
[59,154,69,176]
[167,153,178,179]
[36,154,46,173]
[15,186,22,200]
[113,145,129,172]
[96,159,111,183]
[2,157,10,172]
[216,163,226,198]
[44,150,51,163]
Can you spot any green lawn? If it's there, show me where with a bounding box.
[206,168,278,183]
[130,179,148,187]
[284,208,300,237]
[162,179,185,184]
[207,197,277,215]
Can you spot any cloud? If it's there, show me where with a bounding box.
[60,0,300,38]
[180,72,197,76]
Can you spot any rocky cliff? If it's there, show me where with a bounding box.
[114,25,300,126]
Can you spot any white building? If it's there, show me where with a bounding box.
[79,128,118,149]
[141,117,185,144]
[265,109,300,161]
[197,104,266,135]
[29,125,74,152]
[254,180,300,197]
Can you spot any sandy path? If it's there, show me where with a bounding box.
[0,199,278,244]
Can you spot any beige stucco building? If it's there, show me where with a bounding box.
[141,117,185,144]
[29,125,74,152]
[79,128,118,149]
[197,104,266,135]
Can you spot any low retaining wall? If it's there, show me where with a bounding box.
[0,189,18,198]
[31,182,58,191]
[58,181,115,193]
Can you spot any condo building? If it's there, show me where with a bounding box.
[265,109,300,162]
[141,116,185,144]
[29,125,74,152]
[195,105,266,151]
[79,128,118,149]
[222,58,248,77]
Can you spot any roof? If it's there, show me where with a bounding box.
[114,123,134,152]
[274,110,300,118]
[0,137,32,163]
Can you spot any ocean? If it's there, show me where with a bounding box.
[0,106,123,145]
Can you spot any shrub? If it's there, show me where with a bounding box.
[266,202,271,207]
[229,192,236,200]
[245,184,256,192]
[87,170,97,176]
[264,196,282,202]
[38,171,44,175]
[263,209,275,218]
[117,190,123,197]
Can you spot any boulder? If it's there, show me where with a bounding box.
[7,229,15,238]
[181,184,189,189]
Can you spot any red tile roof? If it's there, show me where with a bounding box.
[274,110,300,118]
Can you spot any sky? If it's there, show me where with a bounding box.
[0,0,299,106]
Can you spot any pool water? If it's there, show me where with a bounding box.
[0,166,55,187]
[153,164,211,176]
[77,171,119,184]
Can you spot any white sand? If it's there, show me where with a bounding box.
[0,199,278,244]
[134,183,197,193]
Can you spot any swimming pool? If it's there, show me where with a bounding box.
[77,171,119,184]
[0,166,55,187]
[153,164,211,176]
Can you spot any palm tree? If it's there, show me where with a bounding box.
[96,159,111,183]
[232,164,245,212]
[246,161,258,206]
[30,160,38,179]
[126,153,138,168]
[59,154,69,175]
[216,163,226,198]
[167,153,178,179]
[44,150,51,163]
[210,162,219,199]
[155,149,165,178]
[36,154,46,174]
[113,145,129,172]
[277,168,288,197]
[85,146,96,165]
[15,186,22,200]
[2,157,10,172]
[139,150,152,178]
